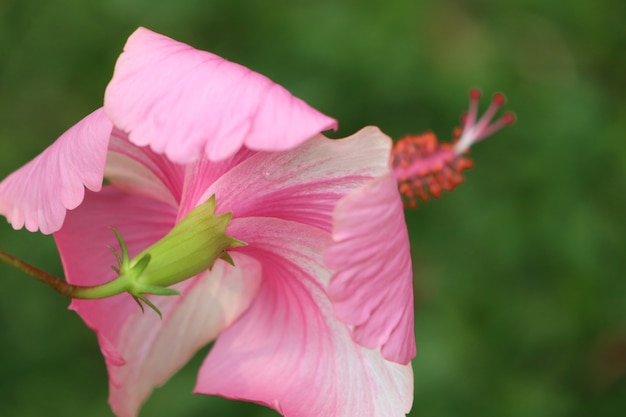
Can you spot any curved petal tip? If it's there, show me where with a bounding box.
[0,109,112,234]
[104,27,337,165]
[326,172,416,364]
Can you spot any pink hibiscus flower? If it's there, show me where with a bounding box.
[0,28,414,417]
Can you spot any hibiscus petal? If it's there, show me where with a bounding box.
[104,27,337,164]
[185,127,392,231]
[195,217,413,417]
[176,146,257,221]
[54,187,178,369]
[0,108,112,234]
[54,188,262,417]
[105,132,185,207]
[326,172,416,364]
[107,254,261,417]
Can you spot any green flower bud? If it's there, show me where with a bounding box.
[70,195,243,317]
[130,195,243,289]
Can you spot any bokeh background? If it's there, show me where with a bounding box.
[1,0,624,416]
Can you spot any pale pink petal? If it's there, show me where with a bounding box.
[54,188,261,417]
[182,127,392,230]
[176,147,256,221]
[105,131,185,207]
[196,217,413,417]
[325,172,416,364]
[104,27,337,164]
[108,254,261,417]
[54,187,177,368]
[0,108,112,234]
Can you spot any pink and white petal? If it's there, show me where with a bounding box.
[108,253,262,417]
[104,27,337,164]
[53,187,177,367]
[195,217,413,417]
[55,188,261,417]
[325,172,416,364]
[176,147,256,221]
[188,127,392,231]
[0,108,112,234]
[105,132,185,207]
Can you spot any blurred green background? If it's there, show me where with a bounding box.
[1,0,624,416]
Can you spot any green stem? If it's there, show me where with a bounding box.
[0,249,129,299]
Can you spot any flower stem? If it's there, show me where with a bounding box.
[0,249,129,299]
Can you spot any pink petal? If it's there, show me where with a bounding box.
[175,146,257,221]
[104,27,337,164]
[54,187,178,368]
[0,108,112,234]
[181,127,393,230]
[325,172,416,364]
[105,132,185,207]
[54,187,262,417]
[107,254,261,417]
[195,217,413,417]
